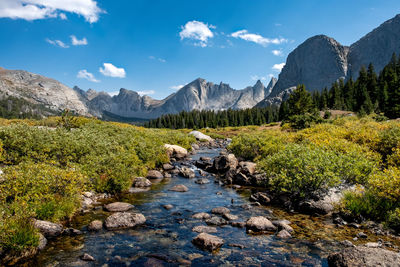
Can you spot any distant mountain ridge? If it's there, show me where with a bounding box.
[257,14,400,107]
[1,14,400,118]
[0,66,276,119]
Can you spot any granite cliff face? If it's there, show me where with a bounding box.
[259,14,400,107]
[348,14,400,78]
[269,35,349,98]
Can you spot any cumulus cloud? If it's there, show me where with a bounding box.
[99,63,126,78]
[137,90,155,96]
[231,30,287,47]
[272,63,285,72]
[170,85,184,91]
[46,38,69,48]
[0,0,104,23]
[179,20,214,47]
[272,50,283,56]
[71,35,88,46]
[77,69,99,82]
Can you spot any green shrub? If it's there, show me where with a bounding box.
[286,113,323,130]
[258,144,342,199]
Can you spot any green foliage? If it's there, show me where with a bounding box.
[287,84,314,116]
[258,144,342,198]
[286,112,323,129]
[0,118,195,252]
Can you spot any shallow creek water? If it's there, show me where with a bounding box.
[32,147,400,266]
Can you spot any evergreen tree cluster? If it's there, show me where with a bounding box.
[144,107,279,129]
[307,53,400,118]
[0,96,57,119]
[146,53,400,129]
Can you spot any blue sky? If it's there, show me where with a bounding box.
[1,0,400,99]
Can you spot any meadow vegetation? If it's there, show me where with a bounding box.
[229,116,400,230]
[0,116,194,252]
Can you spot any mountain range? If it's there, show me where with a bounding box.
[1,14,400,119]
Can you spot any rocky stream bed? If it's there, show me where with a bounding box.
[18,140,400,266]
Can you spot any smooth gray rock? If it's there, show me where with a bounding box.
[104,202,133,212]
[211,207,230,215]
[132,177,152,187]
[192,225,217,233]
[33,220,63,238]
[192,212,211,220]
[189,131,213,141]
[246,216,276,233]
[146,170,163,179]
[180,167,195,178]
[88,220,103,231]
[327,246,400,267]
[192,233,224,252]
[169,184,189,192]
[104,212,146,229]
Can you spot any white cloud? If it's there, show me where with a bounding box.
[272,63,285,72]
[71,35,88,46]
[59,12,67,20]
[272,49,283,56]
[170,85,184,91]
[137,90,155,96]
[251,75,267,81]
[99,63,126,78]
[179,20,214,47]
[77,69,99,83]
[0,0,104,23]
[46,38,69,48]
[231,30,287,47]
[149,56,166,63]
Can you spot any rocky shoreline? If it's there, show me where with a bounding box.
[3,132,400,266]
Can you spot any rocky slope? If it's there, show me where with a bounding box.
[259,14,400,107]
[0,66,276,119]
[75,78,275,119]
[0,68,90,116]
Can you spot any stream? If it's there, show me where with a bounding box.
[30,147,399,266]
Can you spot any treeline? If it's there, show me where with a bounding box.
[144,107,279,129]
[0,96,58,119]
[309,53,399,118]
[148,53,400,129]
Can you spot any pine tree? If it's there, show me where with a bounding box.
[287,84,314,115]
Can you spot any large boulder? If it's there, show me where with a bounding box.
[213,154,238,173]
[164,144,188,159]
[33,220,63,238]
[192,233,224,252]
[133,177,152,188]
[189,131,213,142]
[146,170,164,179]
[104,202,134,212]
[327,246,400,267]
[246,216,276,233]
[104,212,146,230]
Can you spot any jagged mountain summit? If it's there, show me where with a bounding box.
[258,14,400,107]
[82,77,275,119]
[0,66,275,119]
